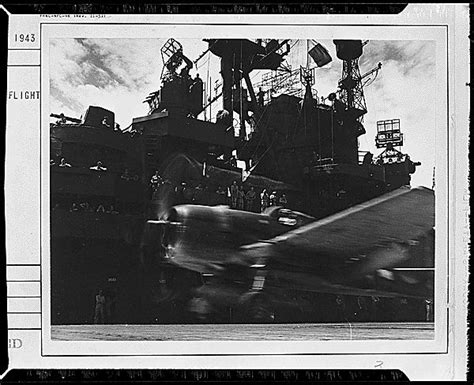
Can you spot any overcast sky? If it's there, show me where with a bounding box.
[50,38,436,188]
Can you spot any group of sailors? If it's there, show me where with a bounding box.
[333,295,434,323]
[50,157,72,168]
[51,156,142,215]
[228,181,257,211]
[68,202,119,215]
[51,157,143,181]
[52,113,121,131]
[229,181,288,212]
[50,157,110,172]
[148,171,289,213]
[53,160,291,214]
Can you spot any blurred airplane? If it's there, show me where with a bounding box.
[144,186,435,321]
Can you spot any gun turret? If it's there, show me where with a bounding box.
[50,113,82,124]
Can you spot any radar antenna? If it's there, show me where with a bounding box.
[333,40,367,131]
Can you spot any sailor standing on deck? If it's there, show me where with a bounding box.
[245,186,257,211]
[260,189,269,212]
[278,193,288,208]
[237,185,245,210]
[257,87,265,107]
[94,290,106,324]
[215,186,227,205]
[269,191,277,206]
[230,181,239,209]
[150,171,163,191]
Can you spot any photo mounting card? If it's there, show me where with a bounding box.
[2,3,470,381]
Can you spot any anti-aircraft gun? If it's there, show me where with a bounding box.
[144,38,203,116]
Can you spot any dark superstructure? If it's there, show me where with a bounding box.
[50,39,432,325]
[50,106,145,323]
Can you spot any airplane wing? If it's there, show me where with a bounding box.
[268,186,434,257]
[229,186,435,299]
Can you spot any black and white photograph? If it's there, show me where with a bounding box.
[48,35,436,341]
[3,5,469,380]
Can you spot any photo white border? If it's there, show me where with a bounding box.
[1,4,468,380]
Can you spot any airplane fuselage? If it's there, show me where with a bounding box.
[161,205,314,273]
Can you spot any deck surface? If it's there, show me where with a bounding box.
[52,322,434,341]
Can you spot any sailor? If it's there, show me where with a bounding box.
[216,109,230,126]
[102,116,111,128]
[192,73,203,86]
[58,157,72,168]
[245,186,257,211]
[328,92,345,114]
[55,113,67,125]
[193,183,204,203]
[278,193,288,207]
[79,202,91,212]
[190,73,203,92]
[175,182,187,203]
[257,87,265,107]
[180,66,192,88]
[215,186,227,205]
[94,289,106,324]
[121,168,132,181]
[90,161,107,172]
[106,205,119,215]
[229,155,238,168]
[150,171,163,191]
[269,191,278,206]
[362,151,373,165]
[425,299,433,322]
[311,151,321,165]
[69,202,80,212]
[260,189,269,212]
[398,298,409,321]
[183,182,194,203]
[237,185,245,210]
[230,181,239,209]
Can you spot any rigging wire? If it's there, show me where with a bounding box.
[201,39,306,127]
[240,102,271,158]
[206,51,211,121]
[317,103,321,161]
[193,39,218,67]
[231,52,235,128]
[330,105,334,161]
[251,39,300,90]
[249,135,276,171]
[196,54,210,71]
[240,40,244,139]
[362,70,379,88]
